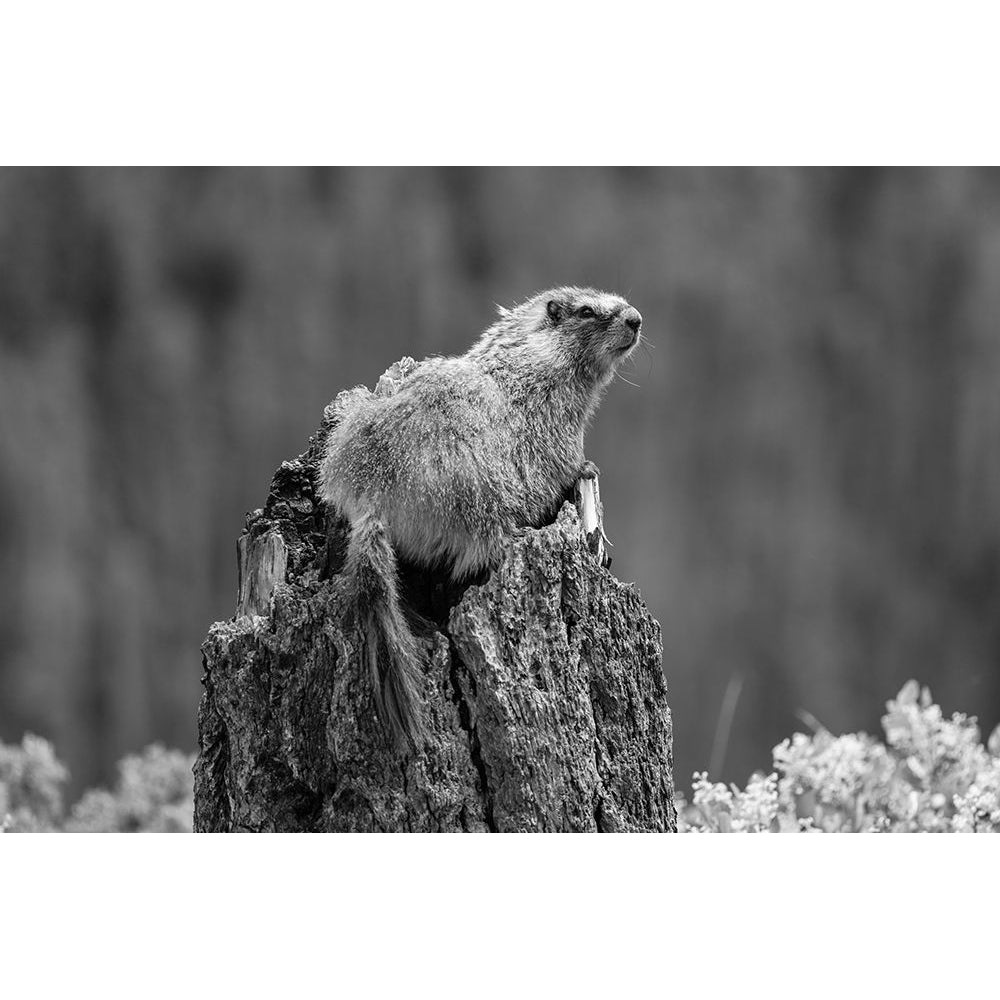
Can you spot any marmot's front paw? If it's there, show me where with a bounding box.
[579,460,601,480]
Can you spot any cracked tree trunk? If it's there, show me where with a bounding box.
[193,361,676,832]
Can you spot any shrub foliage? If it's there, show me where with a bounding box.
[678,682,1000,832]
[1,739,194,833]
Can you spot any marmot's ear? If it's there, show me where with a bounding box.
[546,300,562,323]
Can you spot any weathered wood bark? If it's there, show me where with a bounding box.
[194,361,676,832]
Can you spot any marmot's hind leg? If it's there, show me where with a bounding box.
[448,526,509,583]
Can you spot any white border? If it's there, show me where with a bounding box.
[3,2,999,164]
[2,834,996,995]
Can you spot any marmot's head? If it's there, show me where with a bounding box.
[540,287,642,372]
[481,287,642,380]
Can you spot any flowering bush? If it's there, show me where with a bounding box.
[678,681,1000,833]
[1,737,194,833]
[0,734,70,832]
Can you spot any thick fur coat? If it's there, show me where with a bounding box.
[319,286,642,746]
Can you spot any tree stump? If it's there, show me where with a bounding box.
[193,360,676,832]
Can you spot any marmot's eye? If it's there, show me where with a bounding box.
[578,306,596,319]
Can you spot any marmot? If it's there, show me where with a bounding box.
[319,286,643,747]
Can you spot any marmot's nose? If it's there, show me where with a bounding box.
[623,307,642,335]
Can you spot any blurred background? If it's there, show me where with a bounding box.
[1,166,998,797]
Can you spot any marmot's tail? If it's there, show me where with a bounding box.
[345,506,425,749]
